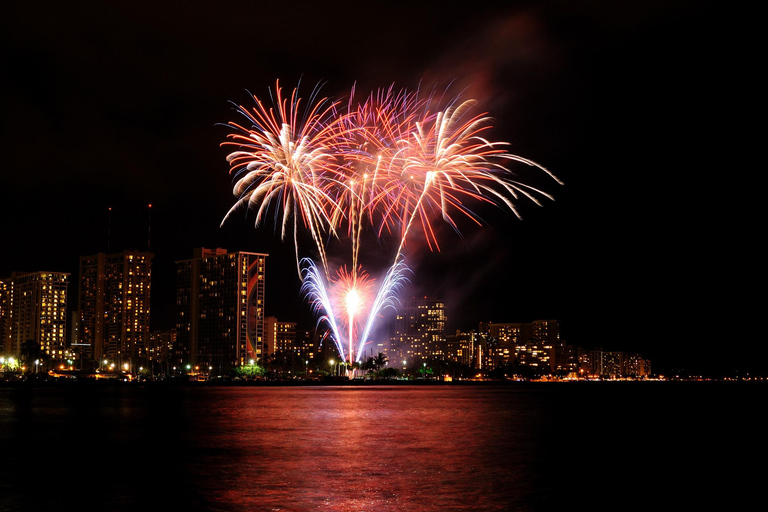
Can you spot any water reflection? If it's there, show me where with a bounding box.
[4,383,751,511]
[183,386,552,511]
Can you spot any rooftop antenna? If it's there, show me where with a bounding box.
[147,203,152,251]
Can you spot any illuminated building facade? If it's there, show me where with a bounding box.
[585,350,651,378]
[295,328,319,361]
[0,271,69,360]
[446,330,476,367]
[389,296,447,367]
[592,350,623,378]
[77,251,152,370]
[624,353,651,377]
[479,322,529,369]
[514,319,560,371]
[175,247,267,374]
[265,316,298,355]
[0,277,11,354]
[148,329,175,374]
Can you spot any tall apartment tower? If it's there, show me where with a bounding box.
[265,316,298,355]
[513,319,560,371]
[0,271,69,359]
[175,248,267,374]
[446,330,476,367]
[0,277,12,354]
[389,296,447,367]
[478,322,530,369]
[77,250,153,370]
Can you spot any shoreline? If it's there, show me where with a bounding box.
[1,376,761,388]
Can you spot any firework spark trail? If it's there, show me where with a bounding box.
[300,258,346,362]
[333,85,425,272]
[331,265,375,369]
[386,99,562,267]
[300,259,409,365]
[221,80,350,276]
[355,258,410,362]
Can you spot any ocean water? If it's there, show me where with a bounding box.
[0,382,761,511]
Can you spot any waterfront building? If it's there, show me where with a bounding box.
[590,350,623,378]
[389,296,447,368]
[0,271,69,360]
[296,328,320,362]
[265,316,298,355]
[0,277,11,354]
[513,319,559,371]
[478,322,528,370]
[624,353,652,377]
[265,321,319,362]
[446,330,475,367]
[474,319,581,374]
[77,250,153,370]
[148,329,175,375]
[175,247,267,374]
[586,349,651,378]
[555,343,579,373]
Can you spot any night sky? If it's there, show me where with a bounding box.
[1,1,757,375]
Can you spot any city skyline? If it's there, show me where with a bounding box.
[0,241,724,379]
[1,1,758,376]
[2,252,657,379]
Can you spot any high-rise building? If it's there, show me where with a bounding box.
[0,271,69,360]
[77,250,152,370]
[555,343,579,374]
[594,350,623,378]
[148,329,175,375]
[514,319,560,371]
[0,277,12,354]
[478,322,528,369]
[624,353,652,377]
[446,330,476,367]
[389,296,447,367]
[295,328,320,361]
[586,350,651,378]
[265,316,298,355]
[175,247,267,374]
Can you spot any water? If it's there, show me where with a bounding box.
[0,382,761,511]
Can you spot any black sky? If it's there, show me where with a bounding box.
[1,1,758,375]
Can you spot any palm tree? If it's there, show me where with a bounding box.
[361,356,375,377]
[374,352,388,371]
[361,353,389,380]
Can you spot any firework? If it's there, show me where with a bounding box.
[221,80,349,274]
[331,85,424,270]
[378,98,561,266]
[300,259,410,366]
[223,81,560,370]
[330,265,375,368]
[300,258,346,362]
